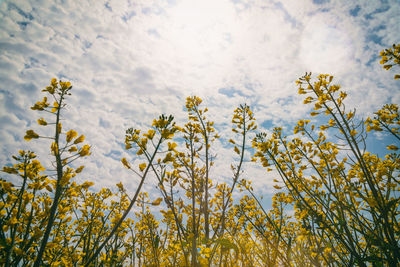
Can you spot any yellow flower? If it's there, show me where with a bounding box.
[60,81,71,90]
[9,217,20,226]
[297,235,306,242]
[298,87,307,94]
[121,158,131,169]
[81,181,94,189]
[61,173,72,185]
[139,162,147,172]
[37,118,47,126]
[303,96,314,104]
[66,129,78,143]
[51,78,58,87]
[51,101,59,113]
[43,85,55,94]
[1,181,13,192]
[46,242,57,249]
[24,130,40,141]
[144,129,156,140]
[125,143,132,149]
[79,145,91,156]
[45,184,53,192]
[168,142,177,151]
[116,182,124,191]
[346,112,354,120]
[151,197,163,206]
[320,125,329,131]
[74,135,85,144]
[383,64,392,70]
[163,153,173,163]
[75,165,85,173]
[51,144,60,157]
[387,145,398,151]
[2,166,18,174]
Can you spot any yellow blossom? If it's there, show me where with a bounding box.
[24,130,39,141]
[121,157,131,169]
[66,129,78,143]
[37,118,47,126]
[139,163,147,172]
[151,197,163,206]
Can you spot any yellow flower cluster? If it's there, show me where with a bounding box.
[379,44,400,79]
[2,44,400,266]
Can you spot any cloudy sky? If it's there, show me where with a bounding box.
[0,0,399,201]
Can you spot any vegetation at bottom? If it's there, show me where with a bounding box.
[0,45,399,266]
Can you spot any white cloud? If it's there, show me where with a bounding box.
[299,13,355,76]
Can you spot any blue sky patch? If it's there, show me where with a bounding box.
[349,5,361,17]
[122,11,136,22]
[365,5,390,20]
[8,3,33,20]
[367,33,383,45]
[83,40,92,49]
[312,0,330,5]
[260,120,273,130]
[17,21,29,30]
[104,149,122,161]
[219,87,247,98]
[105,2,112,12]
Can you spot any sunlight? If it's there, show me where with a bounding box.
[165,0,236,66]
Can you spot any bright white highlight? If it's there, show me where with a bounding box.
[300,15,354,75]
[165,0,236,67]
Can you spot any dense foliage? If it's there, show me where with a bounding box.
[1,45,399,266]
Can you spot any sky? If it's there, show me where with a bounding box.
[0,0,399,203]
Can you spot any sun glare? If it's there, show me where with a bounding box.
[164,0,236,66]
